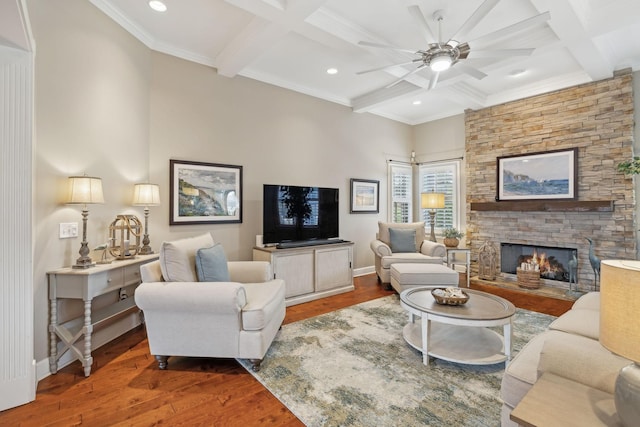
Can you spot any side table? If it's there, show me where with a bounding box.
[48,254,158,376]
[446,246,471,287]
[510,372,621,426]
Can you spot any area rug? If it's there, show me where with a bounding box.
[238,295,556,427]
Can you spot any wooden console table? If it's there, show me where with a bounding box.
[48,254,158,376]
[510,372,621,426]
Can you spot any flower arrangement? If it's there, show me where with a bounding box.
[443,227,465,239]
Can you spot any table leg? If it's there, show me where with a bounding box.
[82,299,94,377]
[421,316,431,366]
[466,254,470,288]
[49,297,58,374]
[504,319,513,364]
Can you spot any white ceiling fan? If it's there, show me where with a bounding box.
[358,0,551,90]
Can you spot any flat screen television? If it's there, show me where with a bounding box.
[263,184,339,245]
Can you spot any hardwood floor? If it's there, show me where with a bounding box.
[0,273,572,426]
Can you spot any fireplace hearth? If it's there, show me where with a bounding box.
[501,243,577,283]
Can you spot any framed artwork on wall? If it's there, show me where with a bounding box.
[169,159,243,224]
[496,148,578,201]
[350,178,379,213]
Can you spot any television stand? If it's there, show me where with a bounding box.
[253,241,354,306]
[276,239,348,249]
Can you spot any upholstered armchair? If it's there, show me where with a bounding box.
[370,221,446,285]
[135,233,286,372]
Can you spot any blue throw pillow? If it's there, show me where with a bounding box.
[195,244,230,282]
[389,228,417,253]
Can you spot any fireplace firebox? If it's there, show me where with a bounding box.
[500,243,577,283]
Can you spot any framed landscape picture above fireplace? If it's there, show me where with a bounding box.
[496,148,577,201]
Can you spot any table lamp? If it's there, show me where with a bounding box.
[132,183,160,254]
[421,192,445,242]
[66,175,105,268]
[599,260,640,427]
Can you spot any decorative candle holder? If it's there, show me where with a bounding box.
[108,215,142,260]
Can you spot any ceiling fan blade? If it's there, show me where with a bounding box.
[358,40,417,54]
[407,5,437,45]
[467,48,535,58]
[448,0,500,44]
[385,64,427,88]
[428,72,440,90]
[469,11,550,47]
[455,63,487,80]
[356,60,420,75]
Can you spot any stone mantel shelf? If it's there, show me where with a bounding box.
[470,200,614,212]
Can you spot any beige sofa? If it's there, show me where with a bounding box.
[370,221,446,285]
[501,292,630,426]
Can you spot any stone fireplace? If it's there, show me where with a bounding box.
[465,70,636,293]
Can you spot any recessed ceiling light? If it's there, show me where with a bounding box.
[509,69,526,77]
[326,68,338,75]
[148,1,167,12]
[412,100,422,105]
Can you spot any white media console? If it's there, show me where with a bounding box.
[252,241,354,306]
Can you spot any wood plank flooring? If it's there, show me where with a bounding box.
[0,273,572,426]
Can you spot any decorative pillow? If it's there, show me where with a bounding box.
[195,244,230,282]
[389,228,417,253]
[159,233,214,282]
[378,221,425,248]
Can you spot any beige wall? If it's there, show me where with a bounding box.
[412,114,467,231]
[28,0,411,368]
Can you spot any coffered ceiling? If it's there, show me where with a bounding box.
[89,0,640,125]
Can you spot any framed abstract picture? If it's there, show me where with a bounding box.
[350,178,379,213]
[496,148,578,201]
[169,159,243,224]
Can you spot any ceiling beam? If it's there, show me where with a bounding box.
[529,0,611,80]
[351,81,422,113]
[216,0,327,77]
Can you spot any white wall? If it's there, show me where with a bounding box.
[27,0,411,370]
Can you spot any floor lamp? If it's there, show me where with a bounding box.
[67,175,105,269]
[599,260,640,427]
[132,183,160,255]
[421,192,445,242]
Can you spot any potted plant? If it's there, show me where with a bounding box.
[443,227,464,248]
[617,157,640,175]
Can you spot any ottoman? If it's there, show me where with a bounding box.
[390,263,459,294]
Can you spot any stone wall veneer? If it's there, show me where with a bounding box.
[465,69,635,292]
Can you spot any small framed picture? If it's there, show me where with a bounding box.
[169,159,242,224]
[350,178,379,213]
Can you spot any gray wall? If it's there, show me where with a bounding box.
[28,0,411,370]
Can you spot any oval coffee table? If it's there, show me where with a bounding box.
[399,287,516,366]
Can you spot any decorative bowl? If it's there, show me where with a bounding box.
[431,288,469,306]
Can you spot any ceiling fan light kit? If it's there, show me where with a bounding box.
[429,51,453,72]
[358,0,550,90]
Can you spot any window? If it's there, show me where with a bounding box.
[418,160,461,232]
[388,163,412,223]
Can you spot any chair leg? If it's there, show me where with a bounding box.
[155,355,169,370]
[250,359,262,372]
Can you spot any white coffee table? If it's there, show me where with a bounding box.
[399,287,516,366]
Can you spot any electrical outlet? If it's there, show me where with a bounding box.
[59,222,78,239]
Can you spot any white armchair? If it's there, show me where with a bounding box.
[371,221,446,285]
[135,233,285,372]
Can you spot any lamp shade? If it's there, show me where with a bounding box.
[421,192,445,209]
[132,183,161,206]
[66,176,104,204]
[600,260,640,362]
